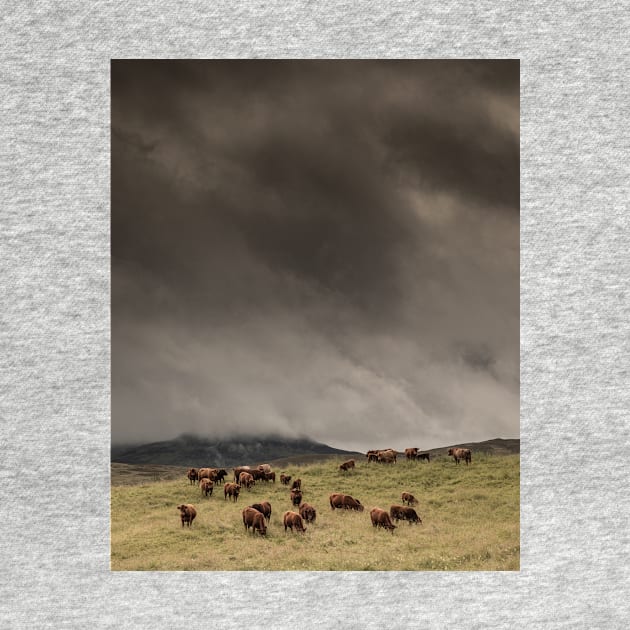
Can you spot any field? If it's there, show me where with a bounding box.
[111,453,519,571]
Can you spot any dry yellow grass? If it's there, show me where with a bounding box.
[111,453,519,571]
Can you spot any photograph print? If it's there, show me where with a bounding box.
[111,59,520,571]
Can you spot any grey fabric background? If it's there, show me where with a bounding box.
[1,2,628,628]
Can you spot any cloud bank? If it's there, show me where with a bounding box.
[112,60,519,452]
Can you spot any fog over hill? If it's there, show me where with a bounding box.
[111,433,518,467]
[112,60,519,453]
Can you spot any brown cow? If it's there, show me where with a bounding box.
[448,447,472,465]
[280,474,292,486]
[224,482,241,502]
[239,471,255,490]
[199,478,214,497]
[401,492,418,506]
[264,472,276,483]
[290,489,303,507]
[176,504,196,528]
[242,507,267,536]
[291,478,302,491]
[257,464,272,474]
[187,468,199,485]
[404,448,419,460]
[370,507,396,532]
[339,459,355,472]
[250,469,267,481]
[283,511,307,533]
[377,449,397,464]
[233,466,251,483]
[198,468,213,481]
[299,502,317,524]
[329,493,364,512]
[390,505,422,525]
[366,450,379,463]
[250,501,272,523]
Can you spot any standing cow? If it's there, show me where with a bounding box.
[280,474,292,486]
[404,448,419,460]
[339,459,355,472]
[299,502,317,524]
[250,501,272,523]
[224,482,241,502]
[290,489,303,507]
[176,504,196,528]
[448,447,472,465]
[401,492,418,506]
[187,468,199,485]
[199,478,214,497]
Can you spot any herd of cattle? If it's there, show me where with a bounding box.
[175,446,472,537]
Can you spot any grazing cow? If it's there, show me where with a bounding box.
[187,468,199,485]
[250,501,272,523]
[329,493,364,512]
[299,502,317,524]
[233,466,251,483]
[366,450,379,463]
[370,507,396,532]
[417,453,431,462]
[283,511,307,533]
[257,464,272,474]
[214,469,228,484]
[290,489,303,507]
[224,482,241,502]
[199,478,214,497]
[404,448,419,460]
[176,504,196,528]
[339,459,355,472]
[448,447,472,465]
[280,474,292,486]
[390,505,422,525]
[264,471,276,483]
[239,471,255,490]
[291,478,302,491]
[242,507,267,536]
[401,492,418,506]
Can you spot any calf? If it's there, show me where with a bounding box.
[224,482,241,502]
[214,469,228,484]
[291,478,302,491]
[280,474,292,486]
[401,492,418,506]
[290,489,303,507]
[176,504,196,528]
[283,511,307,533]
[339,459,355,472]
[299,502,317,524]
[199,478,214,497]
[242,507,267,536]
[390,505,422,525]
[370,507,396,533]
[264,471,276,483]
[187,468,199,485]
[250,501,272,523]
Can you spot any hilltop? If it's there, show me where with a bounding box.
[111,433,363,467]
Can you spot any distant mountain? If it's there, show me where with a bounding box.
[111,433,363,467]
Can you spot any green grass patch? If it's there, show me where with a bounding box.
[111,454,519,571]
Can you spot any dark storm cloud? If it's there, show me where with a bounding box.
[112,60,519,451]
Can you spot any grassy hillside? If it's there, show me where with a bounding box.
[111,453,519,571]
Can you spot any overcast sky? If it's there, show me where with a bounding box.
[112,60,519,452]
